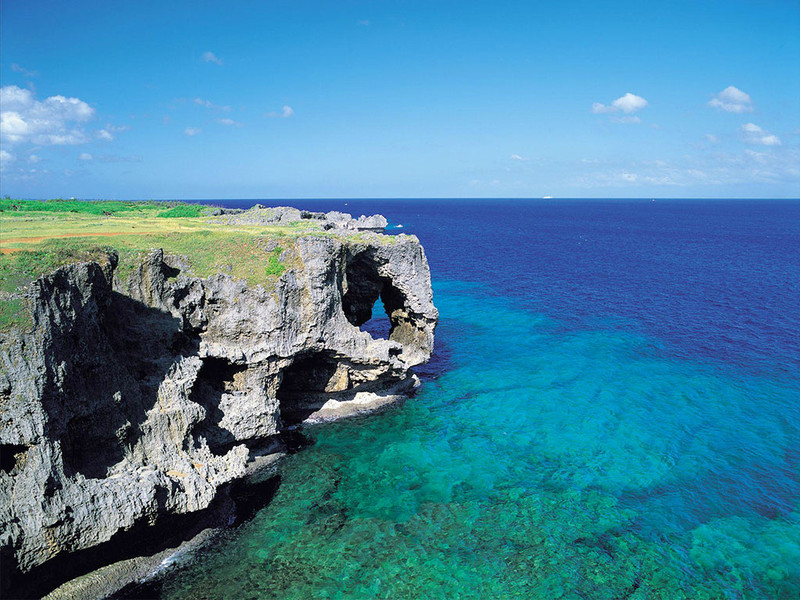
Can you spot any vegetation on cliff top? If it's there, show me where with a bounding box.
[0,199,341,331]
[0,198,213,217]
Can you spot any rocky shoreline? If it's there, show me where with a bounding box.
[42,446,285,600]
[0,207,437,598]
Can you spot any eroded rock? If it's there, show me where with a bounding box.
[214,205,389,232]
[0,223,437,596]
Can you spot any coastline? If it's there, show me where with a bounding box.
[42,388,416,600]
[0,201,439,598]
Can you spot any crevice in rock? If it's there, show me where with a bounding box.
[189,357,247,453]
[0,444,26,474]
[168,330,200,356]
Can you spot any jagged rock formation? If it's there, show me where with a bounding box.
[0,226,437,596]
[213,205,389,231]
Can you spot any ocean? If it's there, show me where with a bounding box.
[154,199,799,599]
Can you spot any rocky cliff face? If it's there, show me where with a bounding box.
[0,229,437,595]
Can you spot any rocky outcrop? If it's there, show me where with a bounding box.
[214,205,389,231]
[0,227,437,596]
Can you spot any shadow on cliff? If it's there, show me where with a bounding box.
[3,288,203,598]
[43,291,188,480]
[4,473,284,600]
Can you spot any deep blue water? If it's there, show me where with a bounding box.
[291,199,799,377]
[162,199,800,599]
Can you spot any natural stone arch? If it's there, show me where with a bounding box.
[341,250,408,343]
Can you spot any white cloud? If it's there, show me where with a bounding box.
[759,135,781,146]
[1,111,29,140]
[742,123,781,146]
[613,93,648,113]
[28,154,41,163]
[744,149,769,164]
[358,19,370,26]
[708,86,753,113]
[85,154,143,163]
[10,63,37,78]
[714,147,799,182]
[577,166,681,188]
[79,152,93,161]
[591,103,613,114]
[0,85,95,146]
[0,149,14,168]
[184,127,202,136]
[217,118,242,127]
[202,51,223,65]
[510,153,529,161]
[266,105,294,118]
[611,116,642,124]
[575,148,800,189]
[592,93,648,115]
[704,134,719,144]
[194,97,231,112]
[96,123,130,141]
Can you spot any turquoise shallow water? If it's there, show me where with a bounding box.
[157,199,799,599]
[159,284,800,599]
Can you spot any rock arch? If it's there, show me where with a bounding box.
[342,250,406,343]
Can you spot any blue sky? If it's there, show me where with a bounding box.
[1,0,798,199]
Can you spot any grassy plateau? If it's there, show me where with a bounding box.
[0,199,334,331]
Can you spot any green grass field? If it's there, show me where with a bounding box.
[0,199,333,331]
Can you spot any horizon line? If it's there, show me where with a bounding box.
[6,196,800,202]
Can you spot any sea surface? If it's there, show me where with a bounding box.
[159,199,799,599]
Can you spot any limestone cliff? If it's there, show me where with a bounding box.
[0,223,437,596]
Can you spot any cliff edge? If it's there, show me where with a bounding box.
[0,206,437,597]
